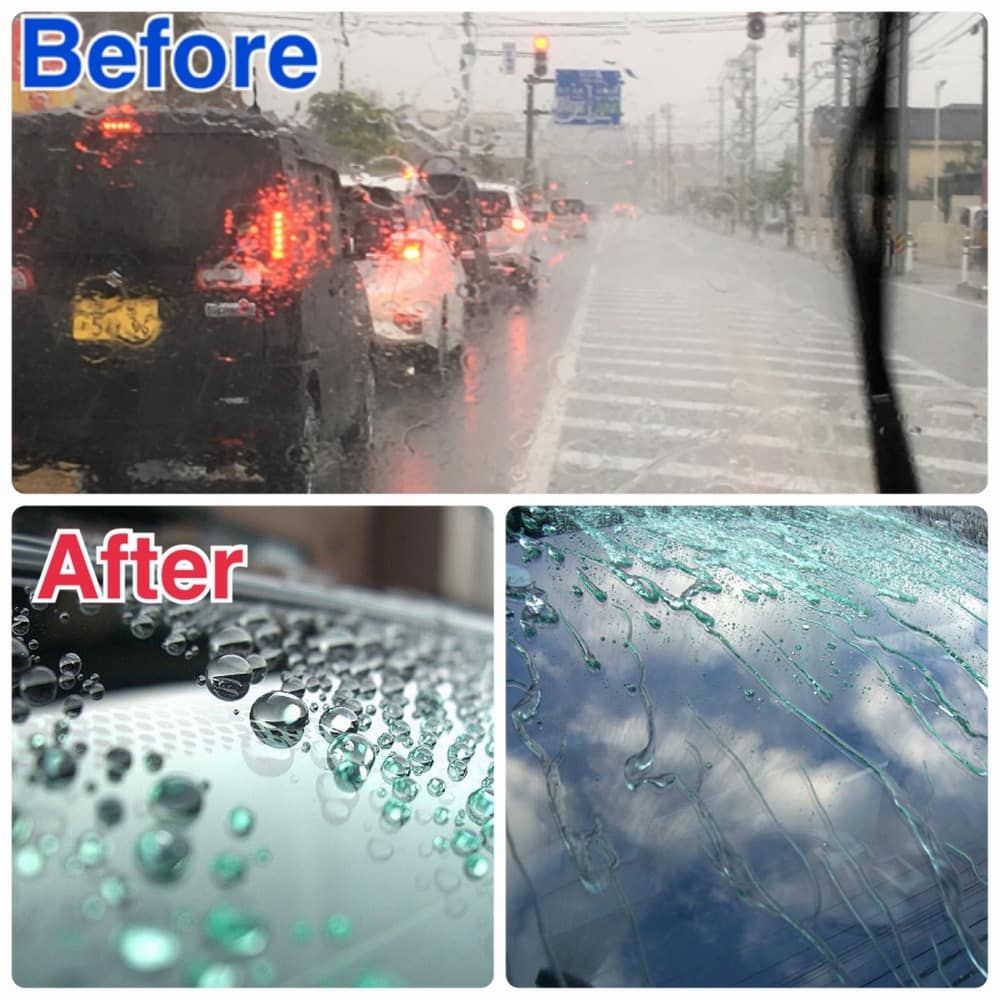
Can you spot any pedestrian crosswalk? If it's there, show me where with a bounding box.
[528,237,987,493]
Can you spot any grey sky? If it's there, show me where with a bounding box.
[208,11,985,161]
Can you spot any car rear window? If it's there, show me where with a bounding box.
[14,120,283,258]
[551,198,585,215]
[343,185,407,256]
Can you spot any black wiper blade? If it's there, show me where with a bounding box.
[841,13,920,494]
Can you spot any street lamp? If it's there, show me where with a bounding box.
[933,79,947,216]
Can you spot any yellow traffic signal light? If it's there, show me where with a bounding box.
[533,35,549,77]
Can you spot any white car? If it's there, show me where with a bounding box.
[472,182,540,296]
[343,174,466,375]
[548,197,588,240]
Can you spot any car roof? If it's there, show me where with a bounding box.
[13,106,340,172]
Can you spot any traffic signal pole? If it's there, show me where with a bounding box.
[524,80,536,184]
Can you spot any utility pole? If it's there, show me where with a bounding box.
[711,84,725,187]
[460,12,474,160]
[664,103,673,210]
[982,19,988,201]
[338,13,346,91]
[831,39,843,246]
[895,13,909,272]
[796,14,806,216]
[933,79,946,215]
[749,44,759,178]
[524,80,535,184]
[647,113,657,202]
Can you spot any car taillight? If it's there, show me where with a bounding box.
[580,212,589,222]
[399,240,423,262]
[13,258,35,293]
[270,210,286,261]
[393,310,423,332]
[510,216,527,232]
[100,117,141,137]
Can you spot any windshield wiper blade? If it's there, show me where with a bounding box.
[841,13,920,494]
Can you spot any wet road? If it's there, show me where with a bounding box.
[362,214,987,494]
[16,214,987,494]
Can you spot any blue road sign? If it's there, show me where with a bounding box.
[553,69,623,126]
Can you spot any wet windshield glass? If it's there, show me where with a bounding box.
[12,509,494,986]
[551,199,585,215]
[506,505,987,987]
[11,12,988,494]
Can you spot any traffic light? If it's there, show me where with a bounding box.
[533,35,549,77]
[747,13,766,40]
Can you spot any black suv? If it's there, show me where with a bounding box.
[13,108,376,492]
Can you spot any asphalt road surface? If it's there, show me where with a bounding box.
[15,215,987,494]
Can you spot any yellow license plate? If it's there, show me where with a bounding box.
[71,297,162,347]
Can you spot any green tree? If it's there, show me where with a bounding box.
[306,90,402,165]
[751,159,795,206]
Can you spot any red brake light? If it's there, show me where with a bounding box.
[12,263,35,293]
[270,210,286,261]
[510,216,527,233]
[399,240,423,262]
[580,212,588,222]
[100,117,141,137]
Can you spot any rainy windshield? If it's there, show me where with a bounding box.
[479,191,514,222]
[506,505,987,987]
[11,12,988,494]
[551,199,585,215]
[12,507,493,987]
[14,121,282,256]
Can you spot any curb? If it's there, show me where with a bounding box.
[955,281,988,301]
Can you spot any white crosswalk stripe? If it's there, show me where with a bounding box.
[533,246,987,493]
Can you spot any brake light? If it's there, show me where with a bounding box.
[100,117,141,137]
[399,240,423,262]
[270,210,286,261]
[580,212,588,222]
[12,263,35,293]
[510,216,527,232]
[393,310,424,332]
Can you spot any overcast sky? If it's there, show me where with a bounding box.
[207,11,985,160]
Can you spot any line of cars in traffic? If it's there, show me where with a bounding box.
[12,105,594,492]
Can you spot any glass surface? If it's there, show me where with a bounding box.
[12,12,988,493]
[506,506,986,987]
[13,575,493,987]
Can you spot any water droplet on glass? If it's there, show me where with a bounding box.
[380,752,411,782]
[466,787,493,825]
[212,851,247,887]
[452,828,482,856]
[208,625,254,659]
[250,691,308,748]
[38,745,77,788]
[318,704,359,742]
[464,852,491,880]
[328,733,376,792]
[228,806,255,838]
[206,654,253,702]
[203,905,269,957]
[135,828,191,883]
[130,615,157,640]
[63,694,84,718]
[117,925,181,972]
[19,666,58,706]
[382,798,411,827]
[149,775,203,824]
[106,747,133,782]
[97,796,124,826]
